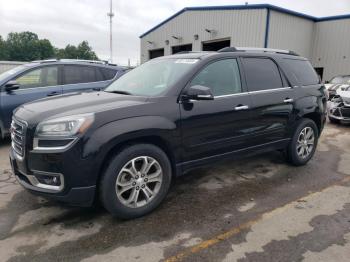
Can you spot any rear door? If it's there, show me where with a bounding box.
[0,65,62,129]
[241,57,295,145]
[180,58,254,163]
[62,65,115,93]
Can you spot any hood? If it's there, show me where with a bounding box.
[14,91,148,124]
[327,83,350,91]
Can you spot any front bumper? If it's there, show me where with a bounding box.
[10,148,96,207]
[327,101,350,123]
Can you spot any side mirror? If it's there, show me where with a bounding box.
[183,85,214,101]
[4,81,20,92]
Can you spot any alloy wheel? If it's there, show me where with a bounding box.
[115,156,163,208]
[296,127,315,159]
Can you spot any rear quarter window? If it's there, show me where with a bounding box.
[283,59,319,86]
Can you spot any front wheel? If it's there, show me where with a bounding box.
[99,144,172,219]
[287,119,319,166]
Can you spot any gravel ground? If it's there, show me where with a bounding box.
[0,122,349,262]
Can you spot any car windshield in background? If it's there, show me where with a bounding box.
[105,58,199,96]
[330,76,350,84]
[0,65,27,82]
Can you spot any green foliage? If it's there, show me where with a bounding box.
[0,35,8,60]
[55,41,98,60]
[0,32,99,61]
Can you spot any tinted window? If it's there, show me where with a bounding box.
[15,66,58,89]
[242,58,283,91]
[190,59,242,96]
[100,68,117,80]
[63,65,96,84]
[284,59,319,86]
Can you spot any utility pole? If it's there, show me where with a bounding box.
[107,0,114,63]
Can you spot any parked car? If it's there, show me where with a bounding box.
[325,75,350,99]
[0,59,128,139]
[328,85,350,124]
[10,47,327,218]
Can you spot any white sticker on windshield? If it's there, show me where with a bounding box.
[175,59,199,64]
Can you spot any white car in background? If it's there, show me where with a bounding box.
[328,84,350,124]
[325,75,350,99]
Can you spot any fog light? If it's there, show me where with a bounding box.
[36,174,62,186]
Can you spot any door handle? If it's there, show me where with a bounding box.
[47,91,60,97]
[284,98,294,103]
[234,105,249,111]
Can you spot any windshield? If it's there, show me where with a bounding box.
[105,58,199,96]
[0,65,27,82]
[330,76,350,84]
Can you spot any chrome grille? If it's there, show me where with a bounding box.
[11,118,26,157]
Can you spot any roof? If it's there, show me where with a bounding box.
[140,4,350,38]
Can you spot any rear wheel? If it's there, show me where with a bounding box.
[287,119,319,166]
[99,144,172,219]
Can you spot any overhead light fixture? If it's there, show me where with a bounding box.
[165,40,169,45]
[205,29,216,34]
[147,41,154,45]
[172,35,180,40]
[194,34,199,40]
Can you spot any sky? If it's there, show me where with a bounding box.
[1,0,350,66]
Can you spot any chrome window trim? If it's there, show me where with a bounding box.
[213,87,292,99]
[8,79,111,92]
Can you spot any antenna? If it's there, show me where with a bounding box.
[107,0,115,63]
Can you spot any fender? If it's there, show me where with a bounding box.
[82,115,180,172]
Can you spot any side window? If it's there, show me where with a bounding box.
[15,67,58,89]
[242,58,283,91]
[283,59,320,86]
[190,59,242,96]
[63,65,96,84]
[100,68,117,81]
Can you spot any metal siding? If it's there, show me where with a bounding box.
[311,19,350,81]
[0,61,24,74]
[141,9,267,63]
[267,11,314,58]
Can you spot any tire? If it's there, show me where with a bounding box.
[99,144,172,219]
[287,119,319,166]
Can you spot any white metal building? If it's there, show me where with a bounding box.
[140,4,350,81]
[0,61,24,74]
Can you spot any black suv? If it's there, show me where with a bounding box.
[9,47,327,218]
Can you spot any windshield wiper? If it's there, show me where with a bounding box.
[105,90,132,95]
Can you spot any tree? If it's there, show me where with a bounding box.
[0,35,8,60]
[37,39,55,60]
[0,31,99,61]
[76,41,98,60]
[6,31,41,61]
[55,41,98,60]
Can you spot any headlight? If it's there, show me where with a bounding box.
[35,113,94,137]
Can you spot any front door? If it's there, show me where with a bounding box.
[0,65,62,129]
[180,58,253,163]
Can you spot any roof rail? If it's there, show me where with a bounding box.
[31,59,58,63]
[218,47,299,56]
[59,59,108,65]
[30,59,113,65]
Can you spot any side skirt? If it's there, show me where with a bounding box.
[176,138,291,176]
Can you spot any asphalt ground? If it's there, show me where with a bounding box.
[0,121,349,262]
